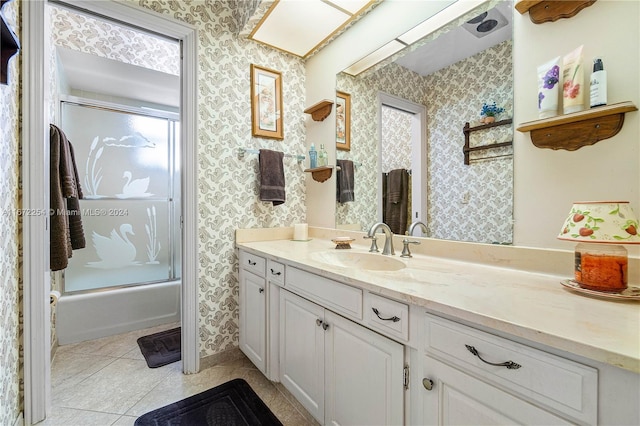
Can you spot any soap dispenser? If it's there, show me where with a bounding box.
[308,143,317,169]
[590,58,607,108]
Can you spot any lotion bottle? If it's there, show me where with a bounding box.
[308,143,317,169]
[589,58,607,108]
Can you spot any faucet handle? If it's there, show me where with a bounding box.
[363,235,379,253]
[400,238,420,258]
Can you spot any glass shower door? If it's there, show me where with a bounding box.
[61,101,180,293]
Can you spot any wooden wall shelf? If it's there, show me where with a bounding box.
[463,119,513,165]
[304,166,333,183]
[515,0,596,24]
[304,100,334,122]
[516,102,637,151]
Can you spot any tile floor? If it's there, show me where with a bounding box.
[45,322,316,425]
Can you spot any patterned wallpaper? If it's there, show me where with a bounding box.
[336,41,513,244]
[50,6,179,76]
[336,63,427,231]
[381,106,412,172]
[425,40,513,243]
[129,0,307,358]
[0,0,22,424]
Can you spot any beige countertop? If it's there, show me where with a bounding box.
[236,229,640,374]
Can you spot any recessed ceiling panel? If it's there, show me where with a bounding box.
[327,0,371,14]
[251,0,350,57]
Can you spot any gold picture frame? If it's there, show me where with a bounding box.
[251,64,284,139]
[336,91,351,151]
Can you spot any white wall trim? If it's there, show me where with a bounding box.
[22,1,51,423]
[23,1,199,422]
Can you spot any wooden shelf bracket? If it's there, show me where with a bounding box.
[304,100,334,122]
[516,102,637,151]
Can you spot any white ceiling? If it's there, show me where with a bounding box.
[393,1,512,76]
[57,47,180,108]
[249,0,373,58]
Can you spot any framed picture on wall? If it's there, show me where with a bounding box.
[250,64,284,139]
[336,91,351,151]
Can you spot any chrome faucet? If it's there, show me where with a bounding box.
[408,220,428,237]
[367,222,395,255]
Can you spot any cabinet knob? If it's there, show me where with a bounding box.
[316,318,323,327]
[258,288,264,293]
[422,378,434,391]
[322,322,329,331]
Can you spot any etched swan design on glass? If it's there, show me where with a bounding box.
[87,224,139,268]
[116,171,152,198]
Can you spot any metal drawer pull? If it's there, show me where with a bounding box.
[372,308,400,322]
[422,378,434,391]
[270,268,282,276]
[248,260,257,266]
[465,344,522,370]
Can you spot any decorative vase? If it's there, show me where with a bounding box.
[483,116,496,124]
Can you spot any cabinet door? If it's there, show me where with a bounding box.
[239,269,266,373]
[422,356,571,425]
[325,310,404,426]
[280,290,325,424]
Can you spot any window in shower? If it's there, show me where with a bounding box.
[61,101,181,293]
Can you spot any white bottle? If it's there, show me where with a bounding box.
[590,58,607,108]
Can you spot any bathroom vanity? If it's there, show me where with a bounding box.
[237,228,639,426]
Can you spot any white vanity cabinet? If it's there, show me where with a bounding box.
[238,250,267,374]
[280,289,404,425]
[421,314,598,425]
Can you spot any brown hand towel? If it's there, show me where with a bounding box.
[50,124,85,271]
[336,159,354,203]
[384,169,409,235]
[259,149,285,206]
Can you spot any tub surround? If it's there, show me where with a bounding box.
[237,226,640,374]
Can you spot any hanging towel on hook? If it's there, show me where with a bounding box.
[50,124,85,271]
[384,168,409,235]
[336,159,354,203]
[259,149,286,206]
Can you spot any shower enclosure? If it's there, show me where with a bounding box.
[56,100,181,343]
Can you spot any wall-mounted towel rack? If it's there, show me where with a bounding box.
[238,147,305,164]
[383,169,412,176]
[336,160,362,171]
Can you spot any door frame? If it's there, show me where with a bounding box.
[22,1,199,423]
[377,92,427,229]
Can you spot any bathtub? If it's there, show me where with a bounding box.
[56,280,181,345]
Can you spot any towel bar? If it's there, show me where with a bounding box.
[238,147,305,164]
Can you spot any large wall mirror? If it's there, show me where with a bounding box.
[335,0,514,244]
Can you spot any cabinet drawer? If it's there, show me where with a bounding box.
[267,259,285,285]
[286,267,362,320]
[364,292,409,341]
[424,314,597,424]
[239,250,266,277]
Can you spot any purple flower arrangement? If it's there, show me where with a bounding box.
[539,65,560,108]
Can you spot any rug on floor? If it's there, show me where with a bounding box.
[134,378,283,426]
[137,327,181,368]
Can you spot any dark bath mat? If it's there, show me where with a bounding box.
[137,327,181,368]
[134,378,283,426]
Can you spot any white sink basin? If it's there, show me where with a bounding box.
[311,251,406,272]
